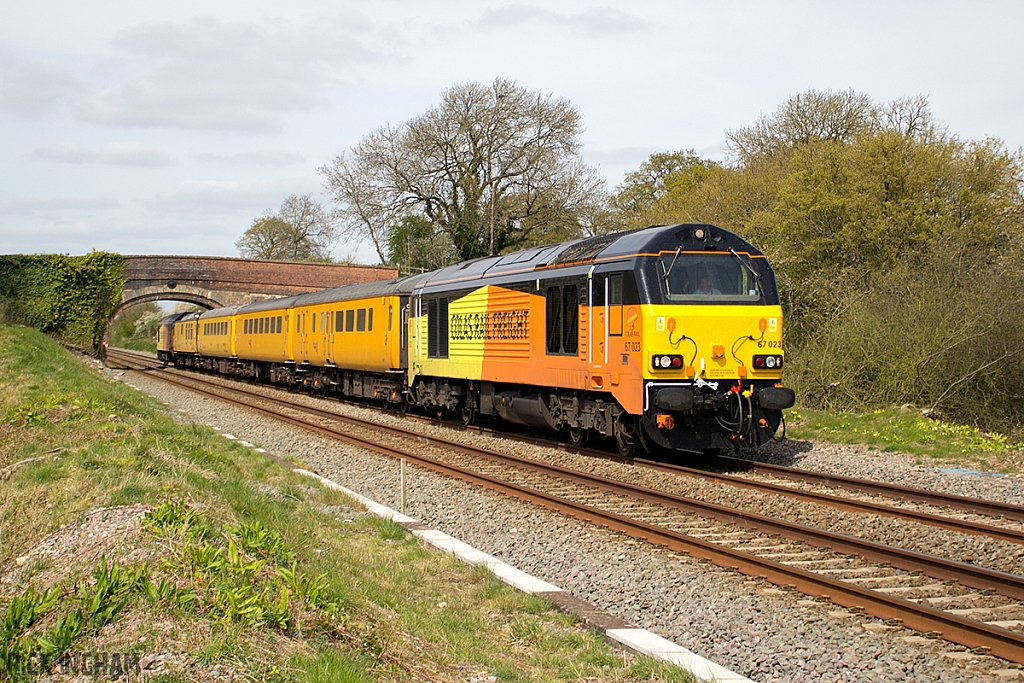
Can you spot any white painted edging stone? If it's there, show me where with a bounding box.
[295,468,755,683]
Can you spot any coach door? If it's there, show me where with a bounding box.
[297,309,309,362]
[325,309,335,365]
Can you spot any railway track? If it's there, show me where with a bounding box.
[106,347,1024,663]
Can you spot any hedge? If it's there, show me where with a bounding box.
[0,252,125,351]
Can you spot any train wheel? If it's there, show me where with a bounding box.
[460,403,476,426]
[613,414,644,458]
[568,427,588,448]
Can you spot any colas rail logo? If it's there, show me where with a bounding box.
[449,310,530,341]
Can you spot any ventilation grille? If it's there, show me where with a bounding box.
[550,228,645,265]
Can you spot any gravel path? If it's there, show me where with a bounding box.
[117,367,1024,682]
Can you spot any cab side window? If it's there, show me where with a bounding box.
[545,283,579,355]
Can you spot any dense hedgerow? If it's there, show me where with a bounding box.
[0,252,124,351]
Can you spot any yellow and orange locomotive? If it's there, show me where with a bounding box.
[158,224,795,456]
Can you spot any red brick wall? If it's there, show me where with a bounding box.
[124,256,398,296]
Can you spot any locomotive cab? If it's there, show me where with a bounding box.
[627,224,796,452]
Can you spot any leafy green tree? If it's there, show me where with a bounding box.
[609,151,722,230]
[236,194,338,262]
[385,215,456,273]
[614,91,1024,431]
[321,79,609,265]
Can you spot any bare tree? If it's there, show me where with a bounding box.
[726,90,875,164]
[320,79,608,267]
[236,194,338,262]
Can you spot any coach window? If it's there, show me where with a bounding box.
[276,316,281,333]
[345,310,354,332]
[545,286,561,354]
[368,308,373,331]
[388,305,393,332]
[336,310,344,332]
[357,308,366,332]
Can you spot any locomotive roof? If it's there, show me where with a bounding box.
[191,224,762,317]
[415,223,763,292]
[157,312,192,326]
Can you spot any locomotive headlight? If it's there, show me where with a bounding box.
[752,354,783,370]
[652,354,685,371]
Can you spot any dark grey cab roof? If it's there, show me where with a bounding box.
[413,224,763,293]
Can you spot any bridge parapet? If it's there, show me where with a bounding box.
[115,255,399,318]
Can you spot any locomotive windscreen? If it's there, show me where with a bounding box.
[658,253,762,302]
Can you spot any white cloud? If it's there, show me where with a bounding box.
[99,141,176,166]
[152,177,315,216]
[194,150,305,166]
[0,197,120,215]
[0,52,89,115]
[473,5,649,36]
[31,142,99,164]
[31,141,176,166]
[585,146,662,166]
[73,16,388,131]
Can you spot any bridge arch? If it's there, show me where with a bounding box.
[104,255,399,348]
[109,290,222,322]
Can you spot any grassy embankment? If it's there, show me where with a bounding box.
[786,407,1024,473]
[0,325,692,683]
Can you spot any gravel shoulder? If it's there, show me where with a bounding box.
[120,367,1024,683]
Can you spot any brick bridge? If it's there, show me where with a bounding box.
[114,255,399,320]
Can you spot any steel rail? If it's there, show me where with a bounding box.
[161,368,1024,599]
[109,351,1024,663]
[113,352,1024,599]
[627,457,1024,545]
[108,349,1024,543]
[715,455,1024,522]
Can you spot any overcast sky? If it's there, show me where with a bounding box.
[2,1,1022,263]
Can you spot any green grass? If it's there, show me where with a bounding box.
[786,405,1024,469]
[0,325,694,683]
